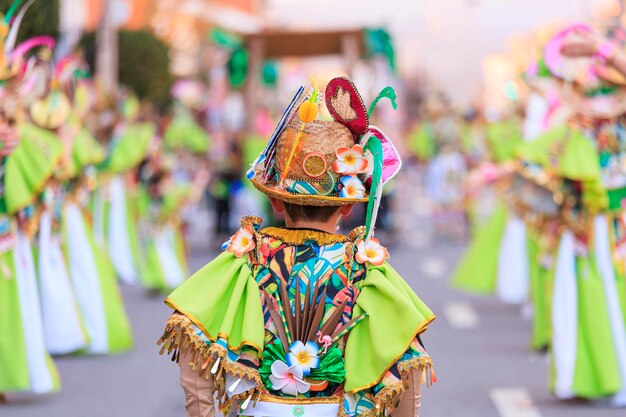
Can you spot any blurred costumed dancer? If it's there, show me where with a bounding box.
[58,59,133,354]
[0,3,62,395]
[422,100,470,241]
[22,52,93,357]
[505,25,626,405]
[95,93,154,287]
[136,152,191,292]
[451,114,524,298]
[543,25,626,406]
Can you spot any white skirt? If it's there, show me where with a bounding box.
[38,211,87,355]
[496,215,529,304]
[551,231,578,399]
[154,226,186,288]
[14,230,56,393]
[593,215,626,406]
[107,176,138,285]
[65,203,109,354]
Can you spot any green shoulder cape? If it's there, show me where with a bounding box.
[516,125,601,182]
[100,122,155,174]
[72,127,106,174]
[164,115,211,154]
[161,184,191,219]
[486,119,523,163]
[4,123,63,214]
[345,261,435,392]
[516,125,607,211]
[164,251,435,393]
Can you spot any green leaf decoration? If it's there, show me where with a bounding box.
[368,86,397,117]
[363,136,384,239]
[258,340,345,390]
[308,346,345,384]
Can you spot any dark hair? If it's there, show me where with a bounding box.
[282,202,341,222]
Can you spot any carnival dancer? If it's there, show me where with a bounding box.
[31,64,89,356]
[96,92,154,286]
[158,77,435,417]
[451,111,523,297]
[510,24,626,406]
[58,62,133,354]
[136,151,191,292]
[0,2,62,394]
[164,79,211,155]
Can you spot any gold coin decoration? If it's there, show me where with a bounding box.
[302,152,328,178]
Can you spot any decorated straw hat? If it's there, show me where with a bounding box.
[248,76,402,237]
[0,1,57,126]
[543,23,626,118]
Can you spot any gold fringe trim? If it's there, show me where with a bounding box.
[336,381,406,417]
[260,227,351,246]
[158,315,435,417]
[345,356,434,417]
[397,354,435,387]
[156,314,264,411]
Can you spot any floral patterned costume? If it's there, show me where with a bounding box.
[159,217,434,417]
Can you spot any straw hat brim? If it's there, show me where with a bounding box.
[557,81,626,118]
[251,178,368,206]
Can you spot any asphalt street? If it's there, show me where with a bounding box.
[1,182,625,417]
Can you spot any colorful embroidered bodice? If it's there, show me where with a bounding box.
[161,218,433,417]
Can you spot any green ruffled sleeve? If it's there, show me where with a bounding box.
[517,126,601,182]
[164,116,211,154]
[344,262,435,393]
[100,122,155,174]
[517,125,607,211]
[4,123,63,214]
[486,120,523,163]
[164,251,265,353]
[62,127,105,179]
[73,128,105,169]
[161,184,191,218]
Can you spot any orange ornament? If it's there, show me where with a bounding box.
[298,101,319,123]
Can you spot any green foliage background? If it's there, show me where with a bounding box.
[82,30,173,111]
[118,30,172,110]
[0,0,59,42]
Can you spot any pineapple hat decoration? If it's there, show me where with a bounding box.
[279,76,321,187]
[248,75,402,238]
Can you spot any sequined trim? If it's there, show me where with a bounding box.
[260,227,351,246]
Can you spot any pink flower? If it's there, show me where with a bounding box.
[340,176,365,199]
[226,225,256,257]
[355,238,389,266]
[268,360,310,396]
[333,145,369,175]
